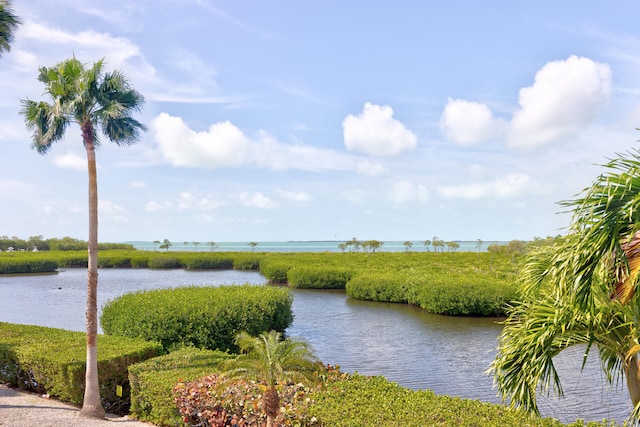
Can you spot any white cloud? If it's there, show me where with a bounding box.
[151,113,355,171]
[356,160,386,176]
[238,191,278,209]
[130,181,146,188]
[17,20,149,74]
[276,189,311,202]
[152,113,250,168]
[144,192,225,212]
[438,173,530,199]
[388,181,429,203]
[53,153,86,171]
[508,55,612,148]
[440,98,503,145]
[99,199,129,223]
[343,103,417,156]
[144,201,165,212]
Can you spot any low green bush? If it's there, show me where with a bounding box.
[0,259,58,274]
[98,254,132,268]
[0,322,163,414]
[148,256,183,269]
[183,255,233,270]
[346,272,411,303]
[287,266,353,289]
[307,371,615,427]
[128,348,232,426]
[230,252,263,270]
[409,274,517,316]
[259,259,291,283]
[101,285,293,352]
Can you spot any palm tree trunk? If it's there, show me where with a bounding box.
[263,386,279,427]
[79,124,105,419]
[626,353,640,408]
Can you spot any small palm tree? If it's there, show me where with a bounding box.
[0,0,20,57]
[21,57,145,419]
[222,330,324,427]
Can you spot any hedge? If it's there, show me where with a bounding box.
[128,348,232,426]
[131,359,617,427]
[0,259,58,274]
[0,322,163,414]
[287,266,354,289]
[346,272,411,303]
[307,371,617,427]
[101,285,293,352]
[408,273,517,316]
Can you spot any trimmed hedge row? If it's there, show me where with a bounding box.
[128,354,616,427]
[346,272,411,303]
[0,250,267,274]
[0,322,163,414]
[0,259,58,274]
[409,273,516,316]
[128,347,232,426]
[307,372,615,427]
[101,285,293,352]
[287,266,354,289]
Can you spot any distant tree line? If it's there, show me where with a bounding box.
[337,235,563,255]
[0,235,134,252]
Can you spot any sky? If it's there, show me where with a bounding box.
[2,0,640,243]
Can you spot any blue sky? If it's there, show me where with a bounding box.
[1,0,640,243]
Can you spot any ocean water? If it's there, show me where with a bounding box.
[124,240,505,253]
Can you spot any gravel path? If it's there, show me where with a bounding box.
[0,385,157,427]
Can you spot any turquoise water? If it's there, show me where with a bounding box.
[125,240,504,253]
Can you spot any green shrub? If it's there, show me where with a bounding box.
[287,266,353,289]
[148,256,183,269]
[0,259,58,274]
[128,348,232,426]
[98,254,132,268]
[259,260,291,283]
[307,370,613,427]
[0,322,163,414]
[183,255,233,270]
[346,272,411,303]
[230,253,263,270]
[409,274,517,316]
[101,285,293,352]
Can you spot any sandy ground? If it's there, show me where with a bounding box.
[0,385,157,427]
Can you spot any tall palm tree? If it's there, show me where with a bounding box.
[21,58,146,419]
[491,148,640,422]
[223,330,324,427]
[0,0,20,57]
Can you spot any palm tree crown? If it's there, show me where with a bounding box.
[491,148,640,422]
[21,58,146,152]
[0,0,20,57]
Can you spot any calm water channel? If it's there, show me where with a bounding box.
[0,268,631,424]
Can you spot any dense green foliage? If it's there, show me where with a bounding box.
[307,371,617,427]
[0,258,58,274]
[287,265,354,289]
[260,251,519,316]
[101,285,293,352]
[0,249,520,316]
[133,355,618,427]
[128,348,233,426]
[0,322,163,414]
[0,235,134,251]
